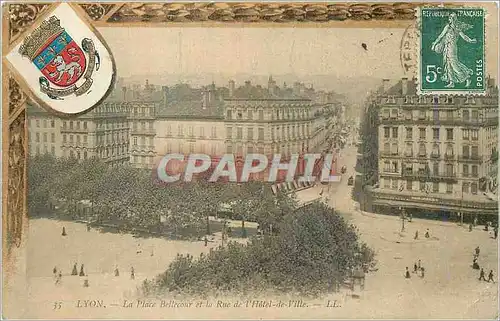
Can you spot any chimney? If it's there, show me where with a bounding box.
[162,86,169,104]
[401,77,408,95]
[229,80,235,97]
[122,86,127,101]
[487,76,495,88]
[382,79,390,92]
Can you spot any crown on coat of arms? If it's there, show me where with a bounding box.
[18,16,64,61]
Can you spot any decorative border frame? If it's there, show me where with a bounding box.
[1,0,471,273]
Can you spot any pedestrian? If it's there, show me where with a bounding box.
[55,272,62,285]
[53,266,57,275]
[420,267,425,278]
[487,270,494,283]
[494,226,498,239]
[472,257,479,270]
[79,264,85,277]
[484,224,489,232]
[87,224,91,232]
[131,267,135,280]
[473,216,478,227]
[475,246,480,256]
[114,266,119,277]
[469,224,473,232]
[405,267,411,278]
[61,226,67,236]
[409,213,413,222]
[479,268,486,281]
[204,235,208,247]
[71,263,78,276]
[83,279,89,287]
[425,229,430,238]
[418,259,421,270]
[414,230,419,240]
[413,262,418,273]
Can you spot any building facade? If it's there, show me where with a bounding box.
[370,77,498,218]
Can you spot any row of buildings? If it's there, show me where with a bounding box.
[28,76,345,179]
[360,77,498,219]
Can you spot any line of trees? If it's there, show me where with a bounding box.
[28,154,297,238]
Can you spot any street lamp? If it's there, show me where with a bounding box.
[399,207,406,232]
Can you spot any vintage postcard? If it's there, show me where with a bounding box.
[2,1,499,320]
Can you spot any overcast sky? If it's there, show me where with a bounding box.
[99,15,498,81]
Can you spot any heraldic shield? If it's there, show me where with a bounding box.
[6,3,115,115]
[18,16,99,100]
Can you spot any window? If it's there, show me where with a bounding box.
[258,128,264,141]
[405,110,412,120]
[433,96,439,104]
[471,129,478,141]
[35,133,39,142]
[70,121,74,129]
[433,182,439,192]
[76,135,80,144]
[391,108,398,118]
[446,183,453,194]
[141,137,145,145]
[462,129,470,140]
[432,144,439,157]
[445,164,454,176]
[446,110,453,120]
[226,110,232,119]
[62,134,66,143]
[36,120,40,127]
[383,178,390,188]
[384,127,390,138]
[43,120,47,128]
[463,110,470,121]
[51,146,55,155]
[446,96,453,103]
[42,133,47,143]
[407,180,413,190]
[462,145,470,158]
[51,120,55,128]
[391,143,398,155]
[472,165,478,177]
[133,137,137,145]
[446,128,453,140]
[51,133,55,143]
[391,179,398,189]
[178,125,183,136]
[392,127,398,139]
[384,142,390,153]
[384,161,391,172]
[247,145,254,154]
[419,181,426,192]
[211,127,217,138]
[236,127,243,139]
[418,143,426,156]
[166,125,172,136]
[276,110,280,120]
[419,128,426,140]
[471,146,478,158]
[463,164,469,177]
[406,127,413,139]
[237,112,243,119]
[465,96,476,104]
[471,183,478,194]
[392,161,398,173]
[462,183,469,193]
[246,127,253,140]
[248,110,253,120]
[432,128,439,140]
[419,110,426,120]
[259,110,264,120]
[76,121,81,130]
[189,143,195,153]
[471,110,479,121]
[405,143,413,156]
[188,126,194,137]
[226,145,233,153]
[433,162,439,175]
[200,127,205,138]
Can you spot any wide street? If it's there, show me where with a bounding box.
[7,145,498,319]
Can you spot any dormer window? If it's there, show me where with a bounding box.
[465,95,476,104]
[446,96,453,104]
[432,96,439,104]
[418,96,426,104]
[385,95,396,104]
[404,95,413,104]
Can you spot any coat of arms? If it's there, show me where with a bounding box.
[18,16,100,100]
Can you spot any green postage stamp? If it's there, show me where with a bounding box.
[419,7,486,95]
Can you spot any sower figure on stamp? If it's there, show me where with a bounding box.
[431,13,476,88]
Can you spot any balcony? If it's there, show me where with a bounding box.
[130,129,156,136]
[417,153,427,159]
[458,155,481,162]
[444,154,455,160]
[430,153,440,159]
